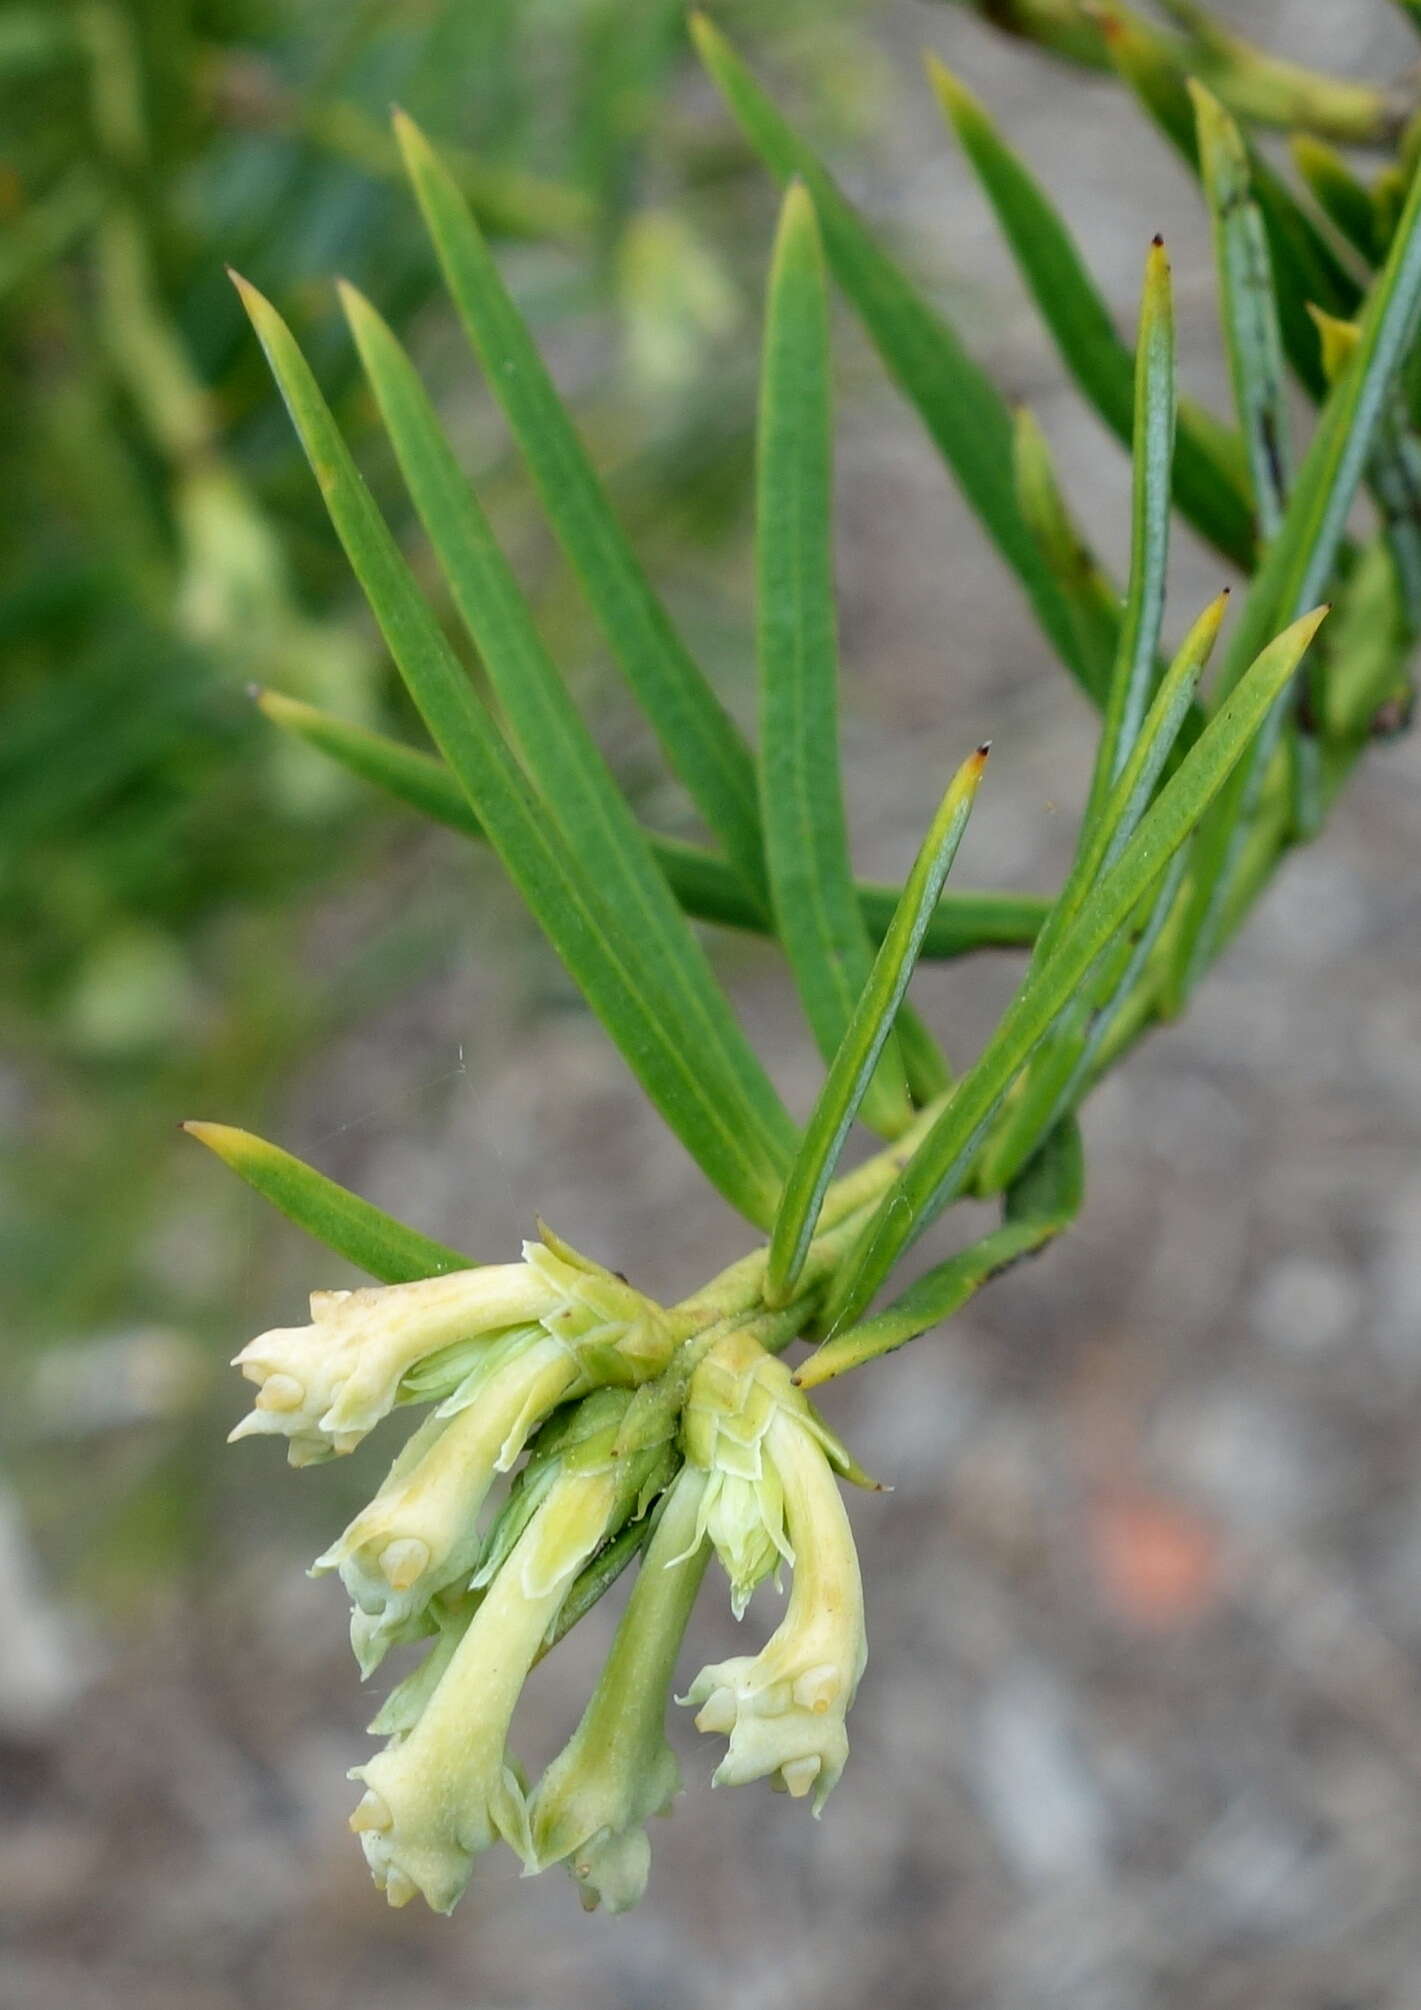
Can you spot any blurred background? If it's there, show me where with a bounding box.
[5,2,1421,2005]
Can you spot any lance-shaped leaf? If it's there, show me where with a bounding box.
[255,690,1052,959]
[1193,85,1291,541]
[1082,238,1177,840]
[234,275,790,1227]
[182,1123,473,1281]
[757,185,916,1137]
[796,1113,1082,1388]
[1095,1,1361,399]
[690,13,1092,699]
[1032,590,1229,976]
[974,842,1189,1197]
[300,100,594,246]
[767,744,989,1306]
[339,282,796,1180]
[392,112,769,909]
[974,593,1229,1195]
[1167,149,1421,1004]
[823,602,1329,1333]
[1318,539,1414,743]
[1309,308,1421,644]
[928,59,1254,571]
[1012,408,1122,696]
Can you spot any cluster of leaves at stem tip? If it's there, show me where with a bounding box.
[191,1,1421,1919]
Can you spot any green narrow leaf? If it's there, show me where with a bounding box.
[1167,149,1421,1002]
[1364,404,1421,643]
[690,13,1094,700]
[767,744,989,1306]
[255,689,1052,958]
[1309,307,1421,644]
[796,1113,1082,1389]
[974,841,1189,1196]
[1193,84,1292,540]
[301,101,595,245]
[973,588,1228,1200]
[1032,589,1228,976]
[1012,408,1122,695]
[1318,540,1414,742]
[1085,238,1178,830]
[183,1123,473,1281]
[256,691,490,838]
[823,601,1329,1332]
[757,184,916,1137]
[234,274,788,1226]
[339,282,797,1178]
[1290,134,1382,266]
[392,111,769,909]
[1096,0,1362,398]
[928,58,1255,571]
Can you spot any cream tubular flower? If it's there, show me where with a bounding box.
[230,1231,675,1466]
[348,1440,628,1913]
[681,1341,867,1813]
[313,1327,587,1675]
[529,1465,710,1913]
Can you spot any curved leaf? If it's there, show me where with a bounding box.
[393,112,770,910]
[690,13,1092,697]
[235,274,790,1225]
[340,282,797,1181]
[757,185,914,1136]
[183,1123,473,1281]
[767,744,988,1305]
[929,59,1255,570]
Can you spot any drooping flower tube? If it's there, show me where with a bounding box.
[314,1283,675,1674]
[348,1388,678,1912]
[529,1463,711,1912]
[679,1330,869,1812]
[229,1229,675,1466]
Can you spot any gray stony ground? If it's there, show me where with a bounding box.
[8,3,1421,2006]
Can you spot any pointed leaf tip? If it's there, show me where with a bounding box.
[227,268,263,310]
[925,53,978,126]
[183,1121,474,1279]
[182,1118,240,1150]
[776,176,820,243]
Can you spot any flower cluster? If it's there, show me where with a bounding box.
[229,1238,873,1914]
